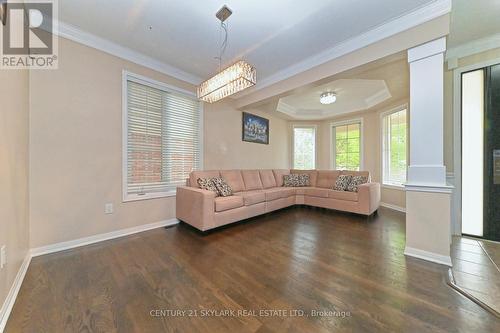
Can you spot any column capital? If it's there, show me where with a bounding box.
[408,37,446,63]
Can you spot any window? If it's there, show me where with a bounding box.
[123,72,202,201]
[331,120,362,170]
[382,108,407,186]
[293,126,316,169]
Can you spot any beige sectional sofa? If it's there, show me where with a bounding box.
[176,169,380,231]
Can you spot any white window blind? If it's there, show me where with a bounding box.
[293,126,316,169]
[382,108,407,186]
[124,75,202,200]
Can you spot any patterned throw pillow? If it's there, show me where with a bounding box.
[197,178,219,196]
[212,177,233,197]
[283,174,310,187]
[333,175,352,191]
[347,176,368,192]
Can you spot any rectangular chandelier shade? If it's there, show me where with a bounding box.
[197,60,256,103]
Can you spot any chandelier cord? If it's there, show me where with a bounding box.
[215,21,228,72]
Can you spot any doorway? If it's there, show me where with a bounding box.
[461,63,500,242]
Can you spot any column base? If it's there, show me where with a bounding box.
[405,189,452,266]
[404,246,452,266]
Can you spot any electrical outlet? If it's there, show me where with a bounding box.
[104,203,114,215]
[0,245,6,269]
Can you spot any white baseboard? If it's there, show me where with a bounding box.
[380,202,406,213]
[0,218,178,332]
[0,253,32,333]
[404,246,452,267]
[31,218,179,257]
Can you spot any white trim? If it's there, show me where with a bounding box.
[122,71,204,202]
[30,219,179,257]
[380,104,409,188]
[380,202,406,213]
[404,183,453,194]
[235,0,451,97]
[56,21,202,85]
[291,124,318,169]
[452,57,500,236]
[330,118,364,170]
[382,184,405,191]
[407,37,446,63]
[446,33,500,60]
[0,253,31,333]
[404,246,452,266]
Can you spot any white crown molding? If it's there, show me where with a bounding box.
[55,21,202,85]
[235,0,451,98]
[31,218,179,257]
[0,253,31,333]
[446,33,500,60]
[404,246,452,266]
[380,202,406,213]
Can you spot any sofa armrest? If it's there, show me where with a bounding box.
[176,186,216,231]
[358,182,381,215]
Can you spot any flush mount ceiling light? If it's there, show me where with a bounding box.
[319,92,337,105]
[197,5,257,103]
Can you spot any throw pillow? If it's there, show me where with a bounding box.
[212,177,233,197]
[333,175,352,191]
[347,176,368,192]
[283,174,310,187]
[197,178,219,196]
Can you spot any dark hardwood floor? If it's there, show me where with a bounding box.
[6,206,500,332]
[450,236,500,316]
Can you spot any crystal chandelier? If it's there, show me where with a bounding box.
[197,5,257,103]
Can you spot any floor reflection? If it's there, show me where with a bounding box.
[449,236,500,317]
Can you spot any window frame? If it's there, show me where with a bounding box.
[122,70,204,202]
[380,105,408,190]
[291,124,317,170]
[330,118,364,171]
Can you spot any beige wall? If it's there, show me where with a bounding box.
[444,47,500,174]
[289,100,408,208]
[29,38,291,248]
[29,38,196,248]
[0,70,30,312]
[204,101,289,170]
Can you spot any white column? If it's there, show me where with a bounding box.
[405,37,453,266]
[407,38,447,186]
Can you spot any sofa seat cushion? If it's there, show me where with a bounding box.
[215,196,244,212]
[295,187,329,198]
[328,190,359,202]
[264,187,295,201]
[234,190,266,206]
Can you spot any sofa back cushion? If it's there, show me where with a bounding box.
[259,170,276,188]
[290,169,318,187]
[273,169,290,187]
[189,170,220,188]
[241,170,263,191]
[316,170,341,188]
[341,170,370,181]
[220,170,245,192]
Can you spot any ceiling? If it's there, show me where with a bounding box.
[255,52,409,120]
[277,79,391,120]
[449,0,500,48]
[59,0,437,83]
